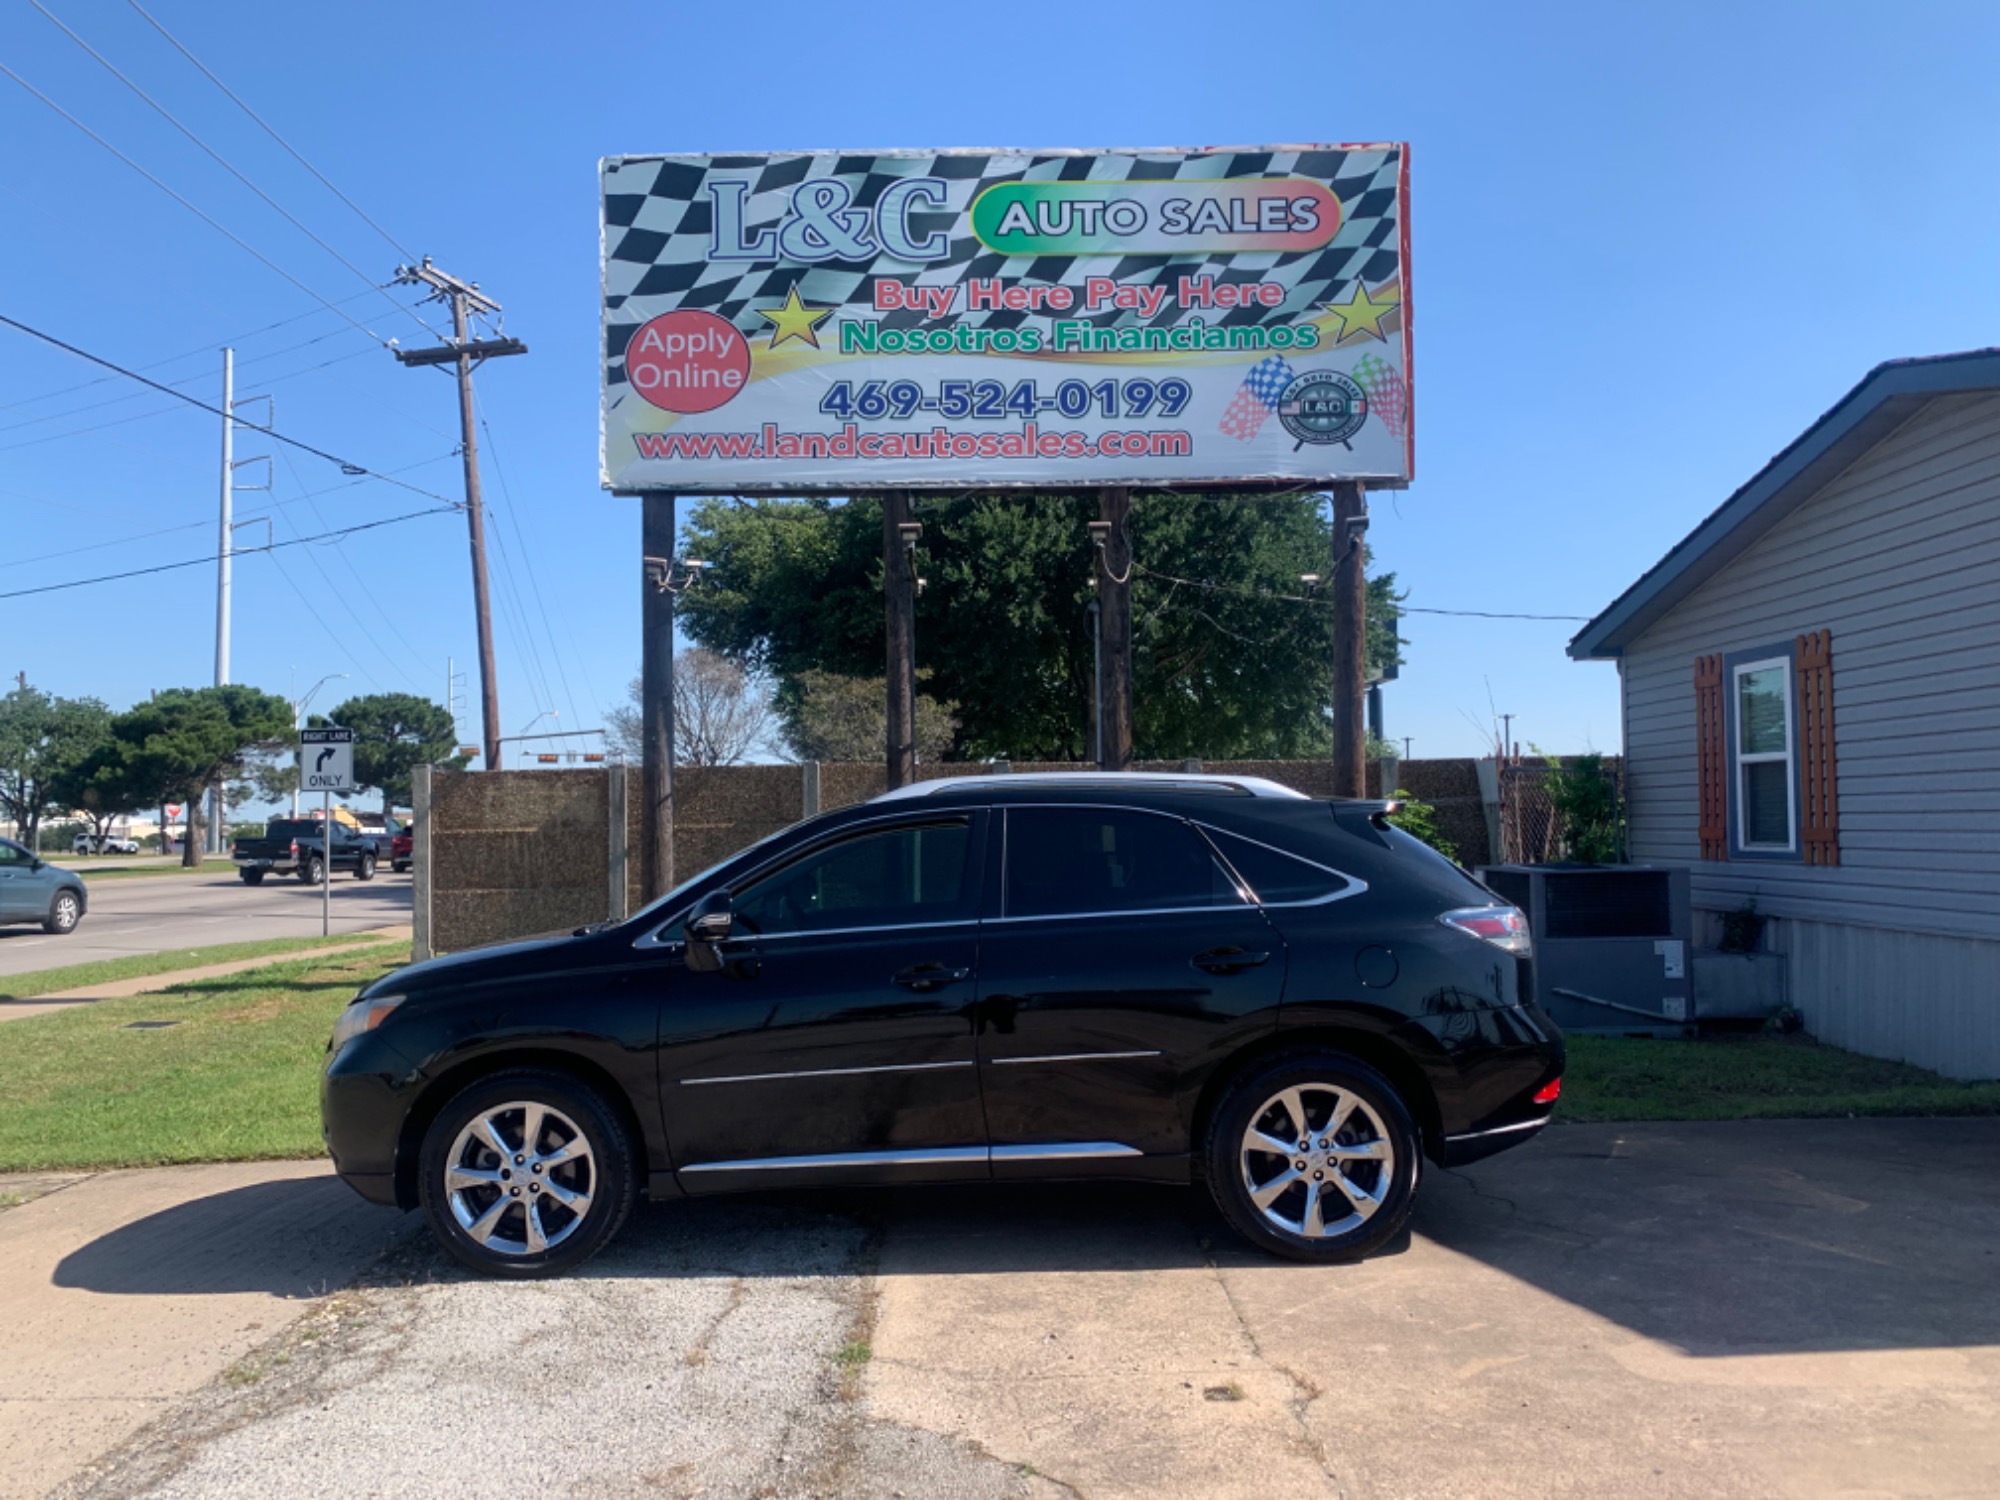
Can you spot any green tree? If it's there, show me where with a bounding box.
[50,737,156,848]
[775,670,960,764]
[676,493,1404,762]
[108,686,295,866]
[0,687,113,847]
[326,693,463,808]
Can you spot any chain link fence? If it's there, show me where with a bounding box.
[1500,758,1625,865]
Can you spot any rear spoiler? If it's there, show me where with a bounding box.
[1327,799,1403,841]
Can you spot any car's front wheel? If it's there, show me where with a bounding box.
[1204,1048,1420,1263]
[418,1070,636,1278]
[43,889,82,935]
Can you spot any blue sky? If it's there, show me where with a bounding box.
[3,0,1996,761]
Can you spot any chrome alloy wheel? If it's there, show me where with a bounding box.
[444,1101,596,1257]
[49,891,80,932]
[1239,1083,1394,1240]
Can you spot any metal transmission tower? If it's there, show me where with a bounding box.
[392,259,527,771]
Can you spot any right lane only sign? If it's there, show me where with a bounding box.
[300,727,355,795]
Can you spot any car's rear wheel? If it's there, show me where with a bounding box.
[299,855,324,885]
[418,1070,635,1279]
[43,889,81,935]
[355,852,376,882]
[240,869,264,885]
[1203,1049,1420,1263]
[392,861,409,874]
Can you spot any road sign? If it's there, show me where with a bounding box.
[165,804,182,820]
[300,726,355,795]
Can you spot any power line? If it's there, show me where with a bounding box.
[125,0,417,263]
[1130,563,1589,621]
[0,312,458,506]
[0,58,390,348]
[0,452,456,572]
[28,2,441,342]
[474,381,592,731]
[0,505,458,601]
[0,286,384,415]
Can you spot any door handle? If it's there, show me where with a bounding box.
[894,963,973,992]
[1193,947,1271,975]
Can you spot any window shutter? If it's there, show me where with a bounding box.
[1795,630,1839,865]
[1694,654,1728,860]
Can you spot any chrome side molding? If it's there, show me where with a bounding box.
[679,1141,1143,1174]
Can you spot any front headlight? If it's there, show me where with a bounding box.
[330,993,406,1052]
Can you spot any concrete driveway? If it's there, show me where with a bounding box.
[36,1119,2000,1500]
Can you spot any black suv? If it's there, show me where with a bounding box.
[323,774,1562,1277]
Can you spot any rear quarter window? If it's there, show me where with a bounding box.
[1201,827,1352,904]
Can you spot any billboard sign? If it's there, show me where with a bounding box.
[601,146,1410,492]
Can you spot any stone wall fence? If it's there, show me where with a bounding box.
[412,758,1494,959]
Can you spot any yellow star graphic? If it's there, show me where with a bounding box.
[755,287,835,350]
[1322,281,1399,343]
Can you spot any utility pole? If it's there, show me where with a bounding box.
[1090,488,1134,770]
[1331,482,1369,799]
[208,348,234,854]
[393,259,528,772]
[883,494,919,789]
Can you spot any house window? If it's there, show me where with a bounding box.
[1696,632,1837,865]
[1736,660,1800,852]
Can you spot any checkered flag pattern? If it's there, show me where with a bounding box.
[1350,353,1408,437]
[602,148,1404,389]
[1219,356,1296,441]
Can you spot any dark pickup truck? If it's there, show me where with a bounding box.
[232,818,378,886]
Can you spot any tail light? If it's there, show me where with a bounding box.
[1440,904,1532,955]
[1533,1077,1562,1104]
[289,840,299,856]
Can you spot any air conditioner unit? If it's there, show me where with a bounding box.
[1475,865,1692,1035]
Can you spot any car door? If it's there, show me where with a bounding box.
[659,811,990,1189]
[974,804,1287,1171]
[0,839,47,920]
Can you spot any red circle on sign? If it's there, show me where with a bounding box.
[624,311,751,414]
[166,805,182,819]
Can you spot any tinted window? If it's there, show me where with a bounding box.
[0,839,30,867]
[732,819,973,936]
[1005,807,1242,918]
[1203,828,1350,905]
[266,820,315,842]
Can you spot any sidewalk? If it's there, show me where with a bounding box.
[0,925,411,1024]
[0,1161,407,1500]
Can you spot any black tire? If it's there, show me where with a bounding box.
[240,869,265,886]
[1203,1048,1421,1264]
[355,852,376,882]
[418,1069,636,1279]
[392,861,410,874]
[299,855,325,885]
[43,888,82,935]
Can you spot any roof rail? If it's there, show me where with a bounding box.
[872,771,1311,803]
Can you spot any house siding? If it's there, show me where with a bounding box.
[1619,391,2000,1077]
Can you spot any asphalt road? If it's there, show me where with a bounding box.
[0,867,412,979]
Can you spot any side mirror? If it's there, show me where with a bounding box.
[682,890,733,972]
[685,890,733,944]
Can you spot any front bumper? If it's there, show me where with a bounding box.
[321,1030,422,1210]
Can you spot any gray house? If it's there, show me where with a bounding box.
[1570,350,2000,1079]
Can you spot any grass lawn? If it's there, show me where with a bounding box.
[73,862,241,881]
[0,933,402,1002]
[1562,1033,2000,1122]
[0,947,401,1172]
